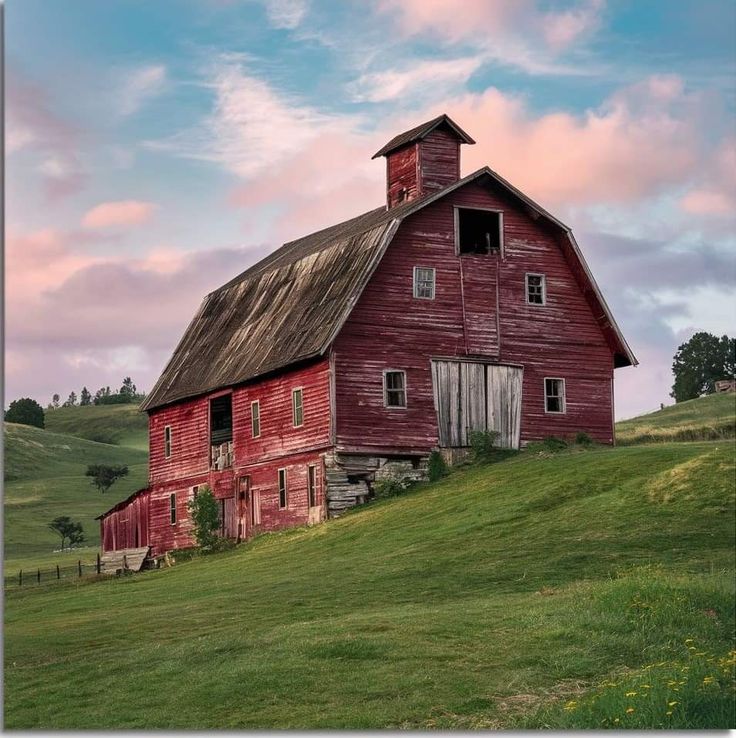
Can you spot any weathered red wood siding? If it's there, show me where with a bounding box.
[135,357,332,555]
[386,144,419,208]
[418,129,460,194]
[100,490,150,552]
[333,180,615,451]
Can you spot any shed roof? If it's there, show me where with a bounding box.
[371,114,476,159]
[141,167,636,411]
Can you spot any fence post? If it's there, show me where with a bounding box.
[78,560,82,577]
[56,564,60,580]
[97,553,101,575]
[19,570,22,587]
[37,568,41,584]
[123,554,128,573]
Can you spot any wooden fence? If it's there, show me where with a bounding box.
[6,555,103,589]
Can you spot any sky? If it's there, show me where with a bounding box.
[5,0,736,420]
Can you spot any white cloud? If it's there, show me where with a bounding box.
[118,64,167,117]
[263,0,308,29]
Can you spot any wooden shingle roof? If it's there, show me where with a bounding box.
[371,114,475,159]
[141,167,636,411]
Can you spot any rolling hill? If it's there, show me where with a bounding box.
[44,403,148,450]
[4,426,735,728]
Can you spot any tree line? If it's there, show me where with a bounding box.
[48,376,145,410]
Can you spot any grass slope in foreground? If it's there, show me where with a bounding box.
[3,422,148,571]
[4,441,735,729]
[616,392,736,445]
[44,403,149,450]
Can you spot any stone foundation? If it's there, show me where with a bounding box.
[325,452,429,517]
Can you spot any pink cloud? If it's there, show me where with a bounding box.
[680,189,734,216]
[82,200,158,229]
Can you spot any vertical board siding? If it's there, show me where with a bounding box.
[419,129,461,194]
[334,179,615,450]
[386,144,419,207]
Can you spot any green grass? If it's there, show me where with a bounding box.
[3,422,148,572]
[4,441,735,729]
[44,403,149,450]
[616,393,736,445]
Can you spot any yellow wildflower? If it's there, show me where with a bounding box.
[626,707,635,714]
[685,638,694,644]
[625,691,637,697]
[614,718,620,724]
[668,701,678,707]
[666,711,673,716]
[564,700,577,712]
[703,676,716,685]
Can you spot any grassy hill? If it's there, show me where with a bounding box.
[4,440,734,729]
[3,422,148,571]
[44,403,148,450]
[616,392,736,445]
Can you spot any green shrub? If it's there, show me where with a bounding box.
[373,474,414,499]
[527,436,569,454]
[469,429,500,461]
[428,450,449,481]
[187,485,220,551]
[575,431,593,447]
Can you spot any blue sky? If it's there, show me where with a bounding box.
[6,0,736,418]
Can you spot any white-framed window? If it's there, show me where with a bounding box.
[252,489,261,526]
[169,492,177,525]
[456,207,503,255]
[164,426,172,458]
[307,464,317,507]
[413,266,436,299]
[278,468,288,509]
[526,273,546,305]
[292,387,304,427]
[383,370,407,408]
[251,400,260,438]
[544,378,566,414]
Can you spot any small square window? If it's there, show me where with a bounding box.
[526,274,546,305]
[457,208,503,254]
[278,468,288,509]
[413,266,435,299]
[251,400,260,438]
[544,378,566,413]
[164,426,172,458]
[292,388,304,427]
[384,370,407,408]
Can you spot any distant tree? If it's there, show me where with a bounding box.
[5,398,45,428]
[85,464,129,493]
[93,386,111,405]
[52,393,60,409]
[671,332,735,402]
[68,522,85,548]
[48,516,84,550]
[187,486,221,550]
[80,387,92,406]
[119,377,137,402]
[63,391,78,407]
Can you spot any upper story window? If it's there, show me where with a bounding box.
[413,266,436,299]
[251,400,260,438]
[544,378,566,414]
[278,468,288,509]
[526,273,546,305]
[292,388,304,427]
[164,426,172,458]
[210,395,233,470]
[384,370,407,408]
[456,207,503,255]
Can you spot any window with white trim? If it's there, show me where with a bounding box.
[526,273,546,305]
[278,468,288,509]
[169,492,177,525]
[544,378,566,413]
[164,426,172,458]
[292,388,304,427]
[413,266,436,299]
[384,370,407,408]
[251,400,260,438]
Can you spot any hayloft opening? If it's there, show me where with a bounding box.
[457,208,502,255]
[210,395,233,470]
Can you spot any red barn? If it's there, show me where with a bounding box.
[99,114,636,557]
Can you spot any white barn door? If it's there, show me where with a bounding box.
[432,360,523,449]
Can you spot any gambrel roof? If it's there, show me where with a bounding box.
[141,168,636,411]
